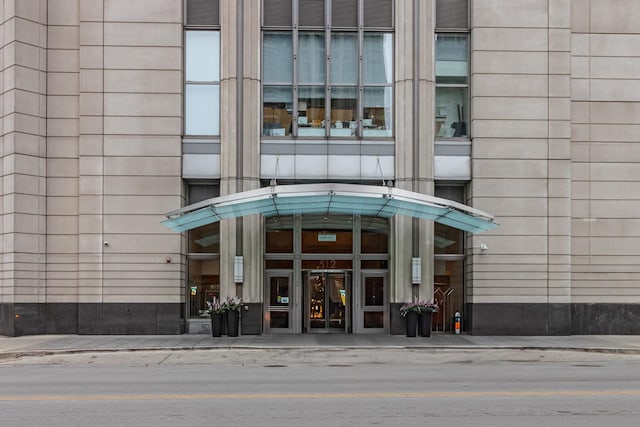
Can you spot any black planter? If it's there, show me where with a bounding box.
[211,313,223,337]
[222,311,228,335]
[405,311,418,337]
[418,312,433,337]
[227,310,240,337]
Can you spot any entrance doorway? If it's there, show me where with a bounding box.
[304,271,351,332]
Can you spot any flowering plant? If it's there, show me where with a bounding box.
[223,296,242,312]
[206,297,225,314]
[400,299,439,317]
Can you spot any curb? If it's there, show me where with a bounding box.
[2,345,640,361]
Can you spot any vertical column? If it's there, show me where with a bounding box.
[416,0,436,302]
[0,0,49,335]
[78,0,104,317]
[391,0,436,308]
[391,0,416,306]
[570,0,640,333]
[99,0,183,333]
[546,0,572,332]
[469,0,564,334]
[46,0,81,331]
[219,0,238,299]
[241,1,263,305]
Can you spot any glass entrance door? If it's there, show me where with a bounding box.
[305,271,350,332]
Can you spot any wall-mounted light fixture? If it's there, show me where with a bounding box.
[234,256,244,283]
[471,244,489,252]
[411,257,421,284]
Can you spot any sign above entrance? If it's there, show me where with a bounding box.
[318,233,337,242]
[162,183,498,234]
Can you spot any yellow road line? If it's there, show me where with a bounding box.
[1,390,640,402]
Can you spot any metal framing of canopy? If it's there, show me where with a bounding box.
[162,183,498,234]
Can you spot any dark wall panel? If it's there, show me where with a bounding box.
[469,303,572,335]
[572,304,640,334]
[240,303,263,335]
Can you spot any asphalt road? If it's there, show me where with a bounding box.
[1,348,640,426]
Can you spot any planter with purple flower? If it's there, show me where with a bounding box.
[206,297,225,337]
[400,299,439,337]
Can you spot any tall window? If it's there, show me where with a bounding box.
[185,0,220,136]
[262,0,394,139]
[434,185,466,332]
[435,0,469,140]
[187,184,220,319]
[435,34,468,139]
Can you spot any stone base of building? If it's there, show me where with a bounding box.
[466,303,640,335]
[4,302,640,337]
[571,303,640,334]
[389,303,406,335]
[0,303,183,337]
[466,303,572,335]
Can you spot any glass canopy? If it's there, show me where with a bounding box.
[163,183,498,234]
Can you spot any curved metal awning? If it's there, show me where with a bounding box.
[162,183,498,234]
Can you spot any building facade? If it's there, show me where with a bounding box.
[1,0,640,337]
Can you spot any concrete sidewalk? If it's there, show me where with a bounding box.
[2,333,640,359]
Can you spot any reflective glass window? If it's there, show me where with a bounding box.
[185,30,220,136]
[262,2,394,139]
[331,33,358,85]
[186,31,220,81]
[363,33,393,85]
[363,86,393,137]
[299,33,326,84]
[435,33,468,139]
[185,84,220,135]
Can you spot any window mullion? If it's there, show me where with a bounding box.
[293,1,299,137]
[325,0,331,137]
[357,0,364,137]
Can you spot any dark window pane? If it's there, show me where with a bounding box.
[361,259,388,269]
[332,0,357,27]
[364,311,384,328]
[436,0,468,29]
[188,184,219,204]
[433,258,464,332]
[435,185,465,203]
[188,258,219,319]
[266,229,294,253]
[269,276,290,306]
[364,276,384,306]
[189,222,220,253]
[361,217,389,254]
[266,259,294,269]
[299,0,325,27]
[302,230,352,253]
[363,0,392,28]
[187,0,219,26]
[301,259,353,269]
[270,311,289,328]
[434,223,463,254]
[264,0,292,27]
